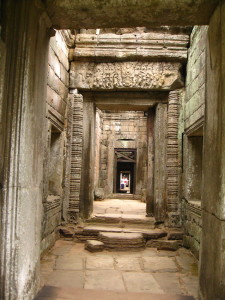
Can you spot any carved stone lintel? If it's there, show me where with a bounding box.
[70,61,183,91]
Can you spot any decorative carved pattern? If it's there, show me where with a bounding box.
[68,94,83,222]
[71,62,182,90]
[166,90,180,226]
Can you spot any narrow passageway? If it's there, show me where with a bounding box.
[37,199,198,299]
[37,239,198,299]
[93,198,146,216]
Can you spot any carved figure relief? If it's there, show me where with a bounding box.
[71,61,182,90]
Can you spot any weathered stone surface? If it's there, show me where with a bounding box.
[142,229,167,240]
[146,240,180,251]
[114,256,141,271]
[86,256,114,270]
[74,32,189,62]
[99,232,145,250]
[94,188,105,200]
[87,214,121,224]
[67,93,83,222]
[59,226,75,238]
[143,257,178,272]
[123,272,164,294]
[70,61,183,91]
[46,0,219,29]
[46,270,84,289]
[167,231,184,240]
[55,256,84,270]
[85,240,105,252]
[85,270,125,291]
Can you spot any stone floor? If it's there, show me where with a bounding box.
[38,240,199,300]
[93,198,146,216]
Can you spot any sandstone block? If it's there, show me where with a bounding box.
[167,231,184,240]
[85,240,104,252]
[146,239,180,251]
[98,232,145,250]
[59,226,74,238]
[142,229,167,240]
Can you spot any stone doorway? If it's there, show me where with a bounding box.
[114,149,136,194]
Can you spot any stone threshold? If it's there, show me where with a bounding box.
[35,286,195,300]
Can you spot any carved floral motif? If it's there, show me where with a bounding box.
[71,62,181,90]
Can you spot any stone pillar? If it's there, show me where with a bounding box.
[67,92,83,222]
[166,90,180,226]
[146,107,155,216]
[154,103,167,222]
[0,1,50,299]
[80,100,96,219]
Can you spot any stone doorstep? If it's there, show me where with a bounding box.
[35,286,195,300]
[98,232,145,250]
[85,240,105,252]
[86,214,156,226]
[146,240,182,251]
[59,225,184,250]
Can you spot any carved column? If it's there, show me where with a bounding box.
[166,90,180,226]
[68,93,83,222]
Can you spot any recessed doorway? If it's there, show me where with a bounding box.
[114,149,136,194]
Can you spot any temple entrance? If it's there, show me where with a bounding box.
[117,163,134,194]
[114,149,136,194]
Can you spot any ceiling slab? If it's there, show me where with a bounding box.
[44,0,219,29]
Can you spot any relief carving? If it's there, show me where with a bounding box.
[71,61,182,90]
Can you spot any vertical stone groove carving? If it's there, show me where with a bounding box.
[167,90,180,226]
[68,93,83,222]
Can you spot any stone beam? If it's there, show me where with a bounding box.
[44,0,219,29]
[70,62,183,91]
[86,92,167,111]
[73,32,189,62]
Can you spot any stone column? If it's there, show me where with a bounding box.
[166,90,180,226]
[67,92,83,222]
[154,103,167,222]
[80,100,96,219]
[0,1,50,299]
[146,107,155,216]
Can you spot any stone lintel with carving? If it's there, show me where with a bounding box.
[70,61,183,91]
[74,32,189,62]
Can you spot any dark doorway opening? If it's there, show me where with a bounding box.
[116,162,135,194]
[114,149,136,194]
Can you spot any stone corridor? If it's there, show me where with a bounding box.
[1,1,225,300]
[37,240,198,300]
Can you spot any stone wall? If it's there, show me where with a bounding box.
[182,199,202,258]
[0,1,51,298]
[199,3,225,299]
[184,26,207,132]
[97,111,148,199]
[181,26,207,257]
[41,31,71,254]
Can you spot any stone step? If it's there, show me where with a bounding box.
[98,232,145,250]
[86,213,155,227]
[74,225,168,242]
[146,239,183,251]
[35,286,195,300]
[110,193,142,200]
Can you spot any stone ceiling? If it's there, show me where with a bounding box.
[44,0,219,29]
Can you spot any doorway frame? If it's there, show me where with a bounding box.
[113,148,137,194]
